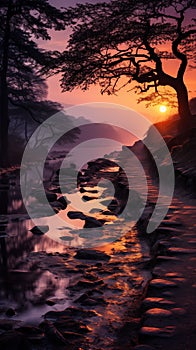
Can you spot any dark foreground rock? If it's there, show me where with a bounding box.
[74,249,111,261]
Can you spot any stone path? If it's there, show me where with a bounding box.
[136,197,196,350]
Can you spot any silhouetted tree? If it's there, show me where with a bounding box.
[52,0,195,126]
[0,0,65,167]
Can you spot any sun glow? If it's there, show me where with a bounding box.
[159,105,167,113]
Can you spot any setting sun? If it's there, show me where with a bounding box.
[159,105,167,113]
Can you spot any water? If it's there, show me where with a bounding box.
[0,147,150,325]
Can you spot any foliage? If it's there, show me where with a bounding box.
[49,0,195,112]
[0,0,65,104]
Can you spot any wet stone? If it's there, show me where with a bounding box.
[140,326,176,338]
[134,345,156,350]
[5,308,16,317]
[75,249,110,261]
[149,279,178,289]
[156,255,180,263]
[16,325,45,343]
[142,297,175,310]
[164,272,183,278]
[0,330,32,350]
[45,300,56,306]
[30,225,49,235]
[144,308,172,318]
[167,247,196,254]
[0,319,21,331]
[171,307,186,315]
[162,291,174,297]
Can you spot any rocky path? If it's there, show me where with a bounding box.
[136,195,196,350]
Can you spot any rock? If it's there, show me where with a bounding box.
[134,345,156,350]
[44,307,98,321]
[16,326,44,343]
[45,300,56,306]
[156,227,182,235]
[82,195,98,201]
[54,319,91,334]
[5,308,16,317]
[67,211,104,228]
[67,211,86,220]
[80,188,90,193]
[171,307,186,315]
[60,236,74,241]
[162,291,174,297]
[75,249,110,261]
[84,217,104,228]
[50,201,66,210]
[71,278,104,290]
[149,278,178,288]
[61,331,83,339]
[161,220,183,227]
[156,255,180,263]
[0,330,32,350]
[0,320,21,331]
[57,196,68,208]
[140,326,176,338]
[142,297,175,310]
[30,225,49,235]
[167,247,196,254]
[41,320,69,345]
[145,308,172,318]
[46,192,57,202]
[164,272,183,278]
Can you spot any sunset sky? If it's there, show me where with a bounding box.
[43,0,196,123]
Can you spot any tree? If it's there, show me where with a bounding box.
[0,0,65,167]
[52,0,196,126]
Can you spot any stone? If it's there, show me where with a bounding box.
[44,307,99,321]
[164,272,183,278]
[82,195,98,201]
[145,308,172,317]
[171,307,186,315]
[41,320,69,345]
[67,211,86,220]
[75,249,110,261]
[0,330,31,350]
[156,255,180,263]
[0,320,21,331]
[134,345,156,350]
[168,247,196,254]
[46,192,57,202]
[5,308,16,317]
[16,325,45,343]
[46,300,56,306]
[30,225,49,235]
[50,201,66,210]
[142,297,175,309]
[149,278,178,288]
[140,326,176,338]
[161,220,183,227]
[162,291,174,297]
[57,196,68,208]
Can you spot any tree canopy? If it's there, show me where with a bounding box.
[0,0,65,166]
[0,0,65,104]
[52,0,196,121]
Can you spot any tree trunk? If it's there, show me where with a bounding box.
[0,77,9,168]
[0,1,12,168]
[175,80,192,130]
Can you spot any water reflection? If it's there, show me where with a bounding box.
[0,269,70,323]
[0,171,71,323]
[0,146,147,325]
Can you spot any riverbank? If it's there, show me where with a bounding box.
[0,120,196,349]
